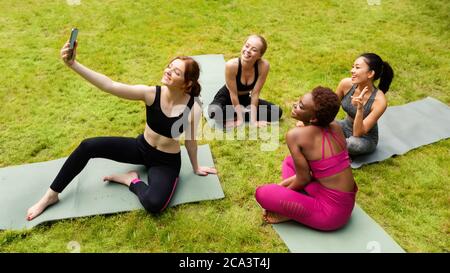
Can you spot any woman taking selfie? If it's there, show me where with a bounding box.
[26,38,216,220]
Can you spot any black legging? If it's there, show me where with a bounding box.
[207,85,283,125]
[50,134,181,213]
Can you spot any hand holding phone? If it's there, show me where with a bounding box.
[68,28,78,60]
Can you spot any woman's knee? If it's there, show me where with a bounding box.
[142,195,167,214]
[76,138,98,155]
[255,184,278,205]
[281,156,295,179]
[346,136,375,155]
[282,155,294,169]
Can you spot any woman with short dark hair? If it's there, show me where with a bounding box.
[255,87,357,231]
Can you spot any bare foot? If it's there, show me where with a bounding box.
[26,189,59,221]
[103,171,139,187]
[263,210,291,224]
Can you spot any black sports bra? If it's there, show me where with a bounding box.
[146,86,195,138]
[236,58,259,92]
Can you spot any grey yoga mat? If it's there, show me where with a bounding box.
[351,97,450,168]
[192,54,227,128]
[272,204,405,253]
[0,145,224,230]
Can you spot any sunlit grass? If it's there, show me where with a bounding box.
[0,0,448,252]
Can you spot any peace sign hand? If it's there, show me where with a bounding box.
[351,86,369,110]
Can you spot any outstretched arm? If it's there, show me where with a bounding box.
[61,41,152,101]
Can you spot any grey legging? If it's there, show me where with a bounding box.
[337,118,378,156]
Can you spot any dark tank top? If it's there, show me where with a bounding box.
[146,86,195,138]
[235,58,259,92]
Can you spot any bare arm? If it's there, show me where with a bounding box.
[61,42,152,102]
[250,60,270,125]
[185,100,202,172]
[70,62,151,101]
[336,78,352,101]
[185,138,199,172]
[225,60,244,123]
[185,100,217,176]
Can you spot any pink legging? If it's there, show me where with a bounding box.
[255,156,357,231]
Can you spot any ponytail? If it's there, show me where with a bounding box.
[189,79,201,97]
[378,61,394,93]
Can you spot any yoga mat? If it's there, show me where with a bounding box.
[0,145,224,230]
[351,97,450,168]
[191,54,227,128]
[272,204,405,253]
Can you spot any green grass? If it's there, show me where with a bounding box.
[0,0,449,252]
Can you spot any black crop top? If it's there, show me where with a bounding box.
[146,86,195,138]
[236,58,259,92]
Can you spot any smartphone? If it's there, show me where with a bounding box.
[68,28,78,59]
[69,28,78,49]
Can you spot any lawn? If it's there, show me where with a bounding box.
[0,0,448,252]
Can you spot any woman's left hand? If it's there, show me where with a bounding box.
[195,166,217,176]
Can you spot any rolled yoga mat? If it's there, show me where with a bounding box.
[351,97,450,168]
[272,204,405,253]
[0,145,224,230]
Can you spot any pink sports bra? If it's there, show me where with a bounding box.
[308,128,351,179]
